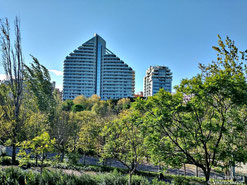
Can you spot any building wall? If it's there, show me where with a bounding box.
[63,34,135,100]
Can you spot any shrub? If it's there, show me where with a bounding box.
[96,172,127,185]
[0,156,19,165]
[172,176,191,185]
[131,175,150,185]
[0,167,97,185]
[0,167,153,185]
[78,174,98,185]
[0,156,12,165]
[151,178,170,185]
[0,145,6,156]
[67,153,80,165]
[0,167,25,185]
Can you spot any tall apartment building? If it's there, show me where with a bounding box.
[63,34,135,100]
[143,66,172,97]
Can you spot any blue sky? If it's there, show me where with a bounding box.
[1,0,247,92]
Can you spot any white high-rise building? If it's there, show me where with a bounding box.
[143,66,172,97]
[63,34,135,100]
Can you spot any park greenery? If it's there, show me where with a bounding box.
[1,17,247,184]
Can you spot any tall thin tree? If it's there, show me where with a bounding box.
[0,17,24,163]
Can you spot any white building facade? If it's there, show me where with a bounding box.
[143,66,172,97]
[63,34,135,100]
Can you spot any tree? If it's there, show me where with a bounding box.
[72,104,86,112]
[88,94,100,104]
[116,98,131,114]
[48,90,73,162]
[18,131,55,173]
[52,110,72,162]
[102,109,145,185]
[135,35,247,184]
[24,56,55,121]
[0,17,25,164]
[62,99,74,111]
[76,111,99,163]
[92,100,111,117]
[73,95,91,111]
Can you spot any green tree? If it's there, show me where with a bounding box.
[52,111,71,162]
[76,111,99,163]
[18,132,55,173]
[73,95,91,111]
[50,91,76,162]
[116,98,131,114]
[62,99,74,111]
[88,94,100,105]
[92,100,111,117]
[24,56,55,120]
[136,35,247,184]
[0,17,25,164]
[72,104,86,112]
[102,109,145,185]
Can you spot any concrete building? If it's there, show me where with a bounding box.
[63,34,135,100]
[143,66,172,97]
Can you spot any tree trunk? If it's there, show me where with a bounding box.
[41,152,44,174]
[203,169,211,185]
[231,162,236,181]
[12,143,16,164]
[146,156,149,163]
[35,154,38,166]
[129,171,133,185]
[60,150,65,162]
[105,158,108,166]
[196,166,198,177]
[184,163,186,176]
[83,153,86,165]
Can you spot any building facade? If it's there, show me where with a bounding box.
[143,66,172,97]
[63,34,135,100]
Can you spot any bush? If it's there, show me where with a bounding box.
[0,156,19,165]
[0,156,12,165]
[172,176,191,185]
[131,175,150,185]
[67,153,80,165]
[96,170,127,185]
[151,178,170,185]
[0,167,151,185]
[0,145,6,156]
[0,167,25,185]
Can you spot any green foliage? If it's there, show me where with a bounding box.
[76,111,101,155]
[67,152,80,165]
[102,109,146,185]
[22,111,49,140]
[1,34,247,184]
[0,17,25,164]
[116,98,131,114]
[0,156,17,165]
[72,104,86,112]
[172,176,190,185]
[133,35,247,184]
[0,167,150,185]
[151,178,170,185]
[24,56,55,114]
[62,100,74,111]
[18,132,55,171]
[0,145,6,156]
[92,100,111,117]
[73,95,92,111]
[102,109,145,169]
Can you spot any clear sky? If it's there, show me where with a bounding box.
[1,0,247,92]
